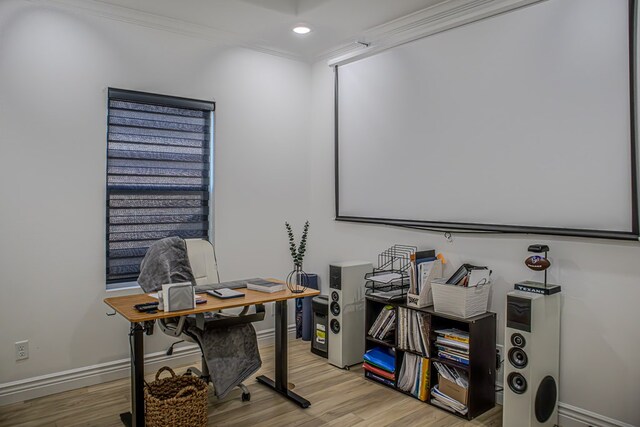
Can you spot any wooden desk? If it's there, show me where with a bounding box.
[105,284,320,427]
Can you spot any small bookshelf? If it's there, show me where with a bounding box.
[364,295,496,420]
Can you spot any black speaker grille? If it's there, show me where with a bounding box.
[535,375,557,422]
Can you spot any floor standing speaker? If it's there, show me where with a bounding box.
[328,261,373,369]
[503,290,561,427]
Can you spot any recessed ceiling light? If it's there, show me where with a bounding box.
[293,26,311,35]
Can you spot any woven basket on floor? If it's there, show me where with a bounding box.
[145,366,209,427]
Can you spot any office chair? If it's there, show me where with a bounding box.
[157,238,265,401]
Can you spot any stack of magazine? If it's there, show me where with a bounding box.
[397,353,430,401]
[431,361,469,415]
[433,362,469,389]
[398,307,429,356]
[368,305,396,341]
[363,347,396,387]
[434,328,469,365]
[431,386,468,415]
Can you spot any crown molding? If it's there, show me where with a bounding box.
[27,0,547,66]
[323,0,545,66]
[28,0,304,62]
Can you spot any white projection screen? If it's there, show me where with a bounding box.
[335,0,639,240]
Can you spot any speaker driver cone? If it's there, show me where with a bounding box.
[508,347,528,369]
[507,372,527,394]
[330,319,341,334]
[511,333,526,348]
[331,291,339,302]
[330,301,341,316]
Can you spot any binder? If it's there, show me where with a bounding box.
[406,259,442,308]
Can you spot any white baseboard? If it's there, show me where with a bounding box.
[0,324,295,406]
[495,397,634,427]
[558,402,636,427]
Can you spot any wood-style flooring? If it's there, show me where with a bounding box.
[0,339,502,426]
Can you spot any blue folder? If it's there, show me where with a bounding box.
[363,347,395,373]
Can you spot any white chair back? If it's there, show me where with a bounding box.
[185,239,219,285]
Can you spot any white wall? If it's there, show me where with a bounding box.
[2,1,640,425]
[306,61,640,426]
[0,0,310,385]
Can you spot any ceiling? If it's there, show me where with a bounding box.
[94,0,447,61]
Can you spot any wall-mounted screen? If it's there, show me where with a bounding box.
[335,0,638,240]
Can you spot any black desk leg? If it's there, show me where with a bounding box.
[256,299,311,408]
[120,322,145,426]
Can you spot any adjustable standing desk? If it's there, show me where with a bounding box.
[104,283,320,427]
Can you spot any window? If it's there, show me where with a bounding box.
[106,88,214,286]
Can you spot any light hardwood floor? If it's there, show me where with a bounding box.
[0,339,502,426]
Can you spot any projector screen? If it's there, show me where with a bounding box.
[335,0,639,240]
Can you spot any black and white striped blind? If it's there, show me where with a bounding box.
[106,88,214,284]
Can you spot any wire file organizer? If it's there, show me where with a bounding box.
[365,245,417,301]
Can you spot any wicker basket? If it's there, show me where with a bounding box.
[145,366,209,427]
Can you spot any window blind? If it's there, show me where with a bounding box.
[106,88,214,285]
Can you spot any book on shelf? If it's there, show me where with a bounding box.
[365,370,395,388]
[435,329,469,347]
[379,311,396,340]
[433,362,469,389]
[363,362,395,381]
[415,257,438,295]
[397,353,430,402]
[435,337,469,351]
[245,279,285,293]
[431,385,468,415]
[368,305,396,341]
[398,307,430,356]
[434,328,470,344]
[437,351,469,365]
[363,347,396,374]
[435,345,468,358]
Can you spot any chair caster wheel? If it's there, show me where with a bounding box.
[242,392,251,402]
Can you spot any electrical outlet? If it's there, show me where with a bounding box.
[15,340,28,361]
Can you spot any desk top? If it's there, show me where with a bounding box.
[104,281,320,323]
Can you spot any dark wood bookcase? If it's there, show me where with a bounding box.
[364,295,496,420]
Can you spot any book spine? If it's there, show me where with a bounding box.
[443,334,470,344]
[438,351,470,365]
[365,371,395,387]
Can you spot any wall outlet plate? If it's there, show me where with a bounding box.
[15,340,28,360]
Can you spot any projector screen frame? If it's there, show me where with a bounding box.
[333,0,640,241]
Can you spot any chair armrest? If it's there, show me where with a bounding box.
[159,316,188,337]
[159,304,267,337]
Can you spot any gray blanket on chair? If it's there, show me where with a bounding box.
[138,237,262,399]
